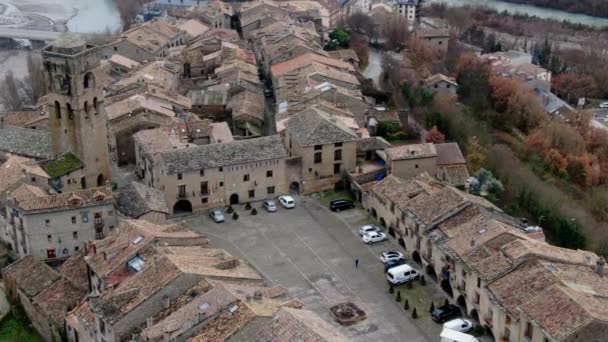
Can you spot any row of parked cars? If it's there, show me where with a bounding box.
[208,195,297,223]
[354,222,478,342]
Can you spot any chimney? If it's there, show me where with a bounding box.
[146,317,153,328]
[596,257,606,277]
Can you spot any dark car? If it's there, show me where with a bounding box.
[383,258,406,272]
[329,199,355,212]
[431,304,462,323]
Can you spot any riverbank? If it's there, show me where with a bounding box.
[499,0,608,19]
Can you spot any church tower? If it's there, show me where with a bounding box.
[42,33,111,188]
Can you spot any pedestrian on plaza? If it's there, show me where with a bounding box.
[355,258,359,268]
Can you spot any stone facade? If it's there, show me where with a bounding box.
[43,34,112,189]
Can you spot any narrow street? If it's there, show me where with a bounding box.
[363,48,382,88]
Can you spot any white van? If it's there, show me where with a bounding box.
[386,264,419,285]
[440,328,480,342]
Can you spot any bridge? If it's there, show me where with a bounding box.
[0,27,62,42]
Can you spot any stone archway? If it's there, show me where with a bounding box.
[388,227,395,237]
[412,251,422,264]
[457,295,468,313]
[230,193,239,205]
[426,264,437,281]
[173,200,192,215]
[370,208,377,218]
[398,237,405,248]
[289,182,300,194]
[441,279,454,298]
[470,309,479,322]
[97,174,105,187]
[379,217,386,228]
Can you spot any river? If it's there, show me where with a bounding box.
[428,0,608,28]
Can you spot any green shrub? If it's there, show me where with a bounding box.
[232,212,239,220]
[227,206,234,214]
[251,208,258,215]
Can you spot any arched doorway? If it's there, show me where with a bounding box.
[457,295,467,313]
[412,251,422,264]
[379,217,386,228]
[230,193,239,205]
[441,279,454,297]
[370,208,377,218]
[388,227,395,237]
[470,309,479,322]
[398,237,405,248]
[426,265,437,281]
[97,174,105,187]
[485,326,495,339]
[289,182,300,194]
[173,200,192,215]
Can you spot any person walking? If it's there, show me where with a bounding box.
[355,259,359,268]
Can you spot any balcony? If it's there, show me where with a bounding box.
[94,219,104,229]
[177,192,187,199]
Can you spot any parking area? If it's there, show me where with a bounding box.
[181,195,450,342]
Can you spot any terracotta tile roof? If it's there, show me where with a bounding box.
[122,19,181,53]
[11,186,113,212]
[9,183,47,203]
[106,94,177,120]
[328,49,360,62]
[251,307,349,342]
[357,136,392,152]
[58,249,89,292]
[227,90,265,122]
[2,256,60,297]
[435,142,466,165]
[0,110,46,127]
[271,53,355,77]
[386,143,437,160]
[33,278,87,326]
[109,54,140,70]
[66,301,96,332]
[437,165,469,186]
[0,156,48,195]
[371,173,441,211]
[179,19,210,38]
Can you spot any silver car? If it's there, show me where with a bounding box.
[263,200,277,212]
[209,209,224,223]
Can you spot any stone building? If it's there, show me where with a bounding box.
[3,184,116,262]
[415,27,450,54]
[134,133,287,214]
[43,33,112,189]
[115,181,169,224]
[284,107,358,194]
[423,73,458,96]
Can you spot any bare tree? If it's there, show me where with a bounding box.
[381,14,410,51]
[18,53,46,105]
[346,13,376,36]
[0,71,24,111]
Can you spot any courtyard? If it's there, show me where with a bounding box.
[181,194,451,342]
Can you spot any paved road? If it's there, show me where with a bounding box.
[363,48,382,87]
[182,197,436,342]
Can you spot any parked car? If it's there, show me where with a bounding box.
[440,328,479,342]
[359,224,381,237]
[600,102,608,108]
[443,318,474,333]
[263,200,277,212]
[362,231,387,244]
[278,195,295,209]
[380,251,404,264]
[432,304,462,323]
[386,264,419,284]
[329,199,355,211]
[383,258,407,272]
[209,209,224,223]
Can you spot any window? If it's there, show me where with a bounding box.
[243,174,250,181]
[219,167,223,172]
[177,173,182,180]
[314,145,323,150]
[219,182,224,187]
[266,170,273,177]
[71,216,76,224]
[99,318,106,335]
[314,152,322,164]
[47,249,56,259]
[334,149,342,161]
[202,198,208,204]
[415,164,419,169]
[334,163,341,175]
[248,190,255,198]
[67,103,74,120]
[505,315,512,325]
[477,277,481,288]
[45,219,50,227]
[73,231,78,240]
[524,322,533,339]
[200,181,209,195]
[47,234,52,242]
[54,101,61,119]
[200,169,204,176]
[75,246,79,252]
[113,46,118,51]
[178,185,186,198]
[267,186,275,194]
[93,97,98,113]
[334,142,342,147]
[84,101,89,115]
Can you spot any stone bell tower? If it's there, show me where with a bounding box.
[42,33,111,188]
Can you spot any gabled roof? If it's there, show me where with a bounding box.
[116,181,170,219]
[424,73,458,88]
[2,256,60,297]
[9,186,113,212]
[285,107,358,146]
[0,124,53,159]
[435,142,466,165]
[385,143,437,160]
[159,135,286,174]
